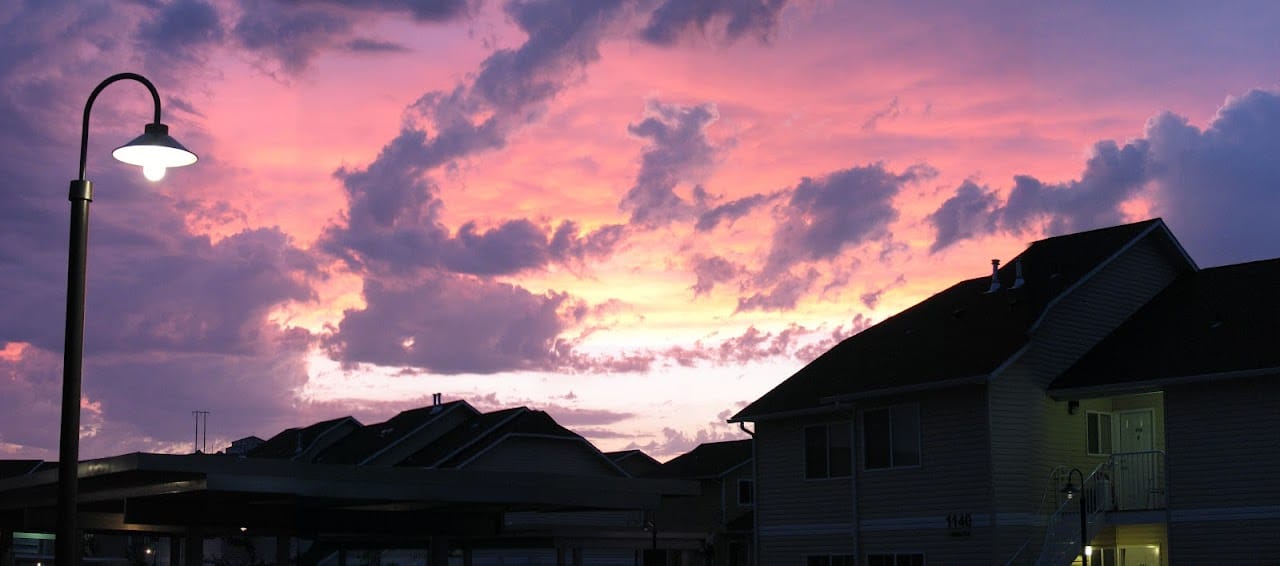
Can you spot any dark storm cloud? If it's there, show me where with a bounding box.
[762,163,932,278]
[325,274,574,374]
[620,101,720,227]
[641,0,790,46]
[928,87,1280,266]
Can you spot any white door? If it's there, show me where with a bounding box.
[1114,409,1155,510]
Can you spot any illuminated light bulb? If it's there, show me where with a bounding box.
[143,165,166,182]
[1084,546,1093,556]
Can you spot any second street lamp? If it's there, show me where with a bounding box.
[56,72,197,566]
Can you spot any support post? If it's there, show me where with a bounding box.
[169,536,181,566]
[184,528,202,566]
[428,537,448,566]
[1,530,14,566]
[276,535,290,566]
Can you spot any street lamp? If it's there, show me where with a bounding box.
[1062,468,1088,566]
[56,72,197,566]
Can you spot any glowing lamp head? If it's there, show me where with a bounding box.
[112,122,197,182]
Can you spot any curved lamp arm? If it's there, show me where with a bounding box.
[78,72,162,181]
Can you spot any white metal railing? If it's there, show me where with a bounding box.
[1034,463,1107,566]
[1107,450,1166,511]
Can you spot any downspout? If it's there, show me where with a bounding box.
[851,407,859,564]
[738,422,757,566]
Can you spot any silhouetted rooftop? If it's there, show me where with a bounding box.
[733,219,1179,421]
[249,416,360,460]
[313,401,473,465]
[397,407,586,468]
[1052,257,1280,393]
[647,439,752,479]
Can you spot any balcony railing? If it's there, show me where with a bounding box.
[1103,450,1166,511]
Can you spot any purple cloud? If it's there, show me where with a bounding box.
[928,87,1280,266]
[324,274,575,374]
[761,163,932,278]
[690,254,740,296]
[620,101,720,227]
[737,267,819,312]
[641,0,791,46]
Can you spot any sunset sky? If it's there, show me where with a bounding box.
[2,0,1280,461]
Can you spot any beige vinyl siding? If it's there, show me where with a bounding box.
[460,435,623,476]
[1165,376,1280,510]
[1167,519,1280,564]
[855,385,991,564]
[856,386,989,517]
[988,233,1185,561]
[755,415,855,565]
[859,528,989,564]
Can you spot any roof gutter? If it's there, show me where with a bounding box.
[820,374,988,404]
[1050,365,1280,400]
[728,402,850,424]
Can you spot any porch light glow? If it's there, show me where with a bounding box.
[1084,546,1093,557]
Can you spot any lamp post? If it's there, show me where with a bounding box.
[1062,468,1088,566]
[56,72,197,566]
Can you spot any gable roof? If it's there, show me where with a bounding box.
[249,416,361,460]
[732,219,1177,421]
[1051,257,1280,396]
[312,401,475,465]
[647,439,752,479]
[395,407,602,469]
[606,449,662,477]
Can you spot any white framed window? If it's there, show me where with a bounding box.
[1087,411,1113,455]
[863,405,921,470]
[804,422,852,479]
[737,478,754,506]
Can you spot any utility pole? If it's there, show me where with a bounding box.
[192,411,209,453]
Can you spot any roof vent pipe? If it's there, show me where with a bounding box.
[432,392,442,406]
[986,259,1002,293]
[1012,260,1025,289]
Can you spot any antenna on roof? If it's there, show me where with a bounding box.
[1011,260,1025,289]
[986,259,1002,293]
[192,410,209,454]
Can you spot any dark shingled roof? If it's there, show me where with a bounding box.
[313,401,473,465]
[647,439,752,479]
[733,219,1171,421]
[1051,258,1280,392]
[0,460,47,479]
[249,416,359,460]
[606,449,662,477]
[397,408,586,468]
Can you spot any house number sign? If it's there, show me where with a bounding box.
[946,513,973,537]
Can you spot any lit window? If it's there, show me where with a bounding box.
[863,405,921,469]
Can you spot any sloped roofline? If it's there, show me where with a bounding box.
[428,407,529,467]
[357,401,474,465]
[1028,219,1196,333]
[731,219,1195,422]
[293,416,361,461]
[449,432,630,476]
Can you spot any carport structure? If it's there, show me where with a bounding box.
[0,452,699,566]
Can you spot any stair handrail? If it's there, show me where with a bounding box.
[1034,461,1108,566]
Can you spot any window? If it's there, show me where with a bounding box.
[737,479,754,506]
[805,422,852,479]
[863,405,920,469]
[807,556,855,566]
[867,553,925,566]
[1087,411,1113,455]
